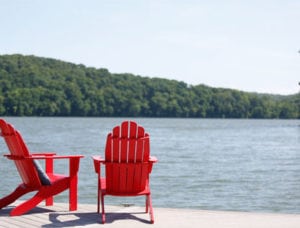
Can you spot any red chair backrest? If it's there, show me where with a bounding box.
[105,121,151,193]
[0,119,41,188]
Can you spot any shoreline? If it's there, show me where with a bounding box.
[0,201,300,228]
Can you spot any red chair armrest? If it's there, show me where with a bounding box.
[28,154,84,176]
[31,152,57,156]
[92,156,105,174]
[27,155,83,159]
[3,154,23,160]
[92,155,105,162]
[148,156,158,173]
[149,156,158,163]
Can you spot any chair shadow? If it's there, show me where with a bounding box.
[0,205,151,226]
[105,211,152,224]
[42,211,151,227]
[0,205,54,216]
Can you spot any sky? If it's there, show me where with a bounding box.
[0,0,300,95]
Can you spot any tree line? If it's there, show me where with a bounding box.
[0,54,299,118]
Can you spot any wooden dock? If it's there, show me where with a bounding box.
[1,201,300,228]
[0,201,154,227]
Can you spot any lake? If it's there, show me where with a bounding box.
[0,117,299,214]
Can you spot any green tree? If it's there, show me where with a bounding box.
[0,54,298,119]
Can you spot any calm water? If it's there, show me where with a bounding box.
[0,117,299,213]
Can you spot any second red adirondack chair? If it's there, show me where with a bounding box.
[93,121,158,224]
[0,119,84,216]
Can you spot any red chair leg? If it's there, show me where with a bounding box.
[101,192,106,224]
[68,158,80,211]
[0,184,34,210]
[69,176,78,211]
[11,179,71,216]
[145,195,149,213]
[97,180,100,213]
[97,190,100,213]
[10,192,44,216]
[45,196,54,206]
[148,194,154,224]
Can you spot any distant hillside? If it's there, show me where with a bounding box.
[0,54,299,118]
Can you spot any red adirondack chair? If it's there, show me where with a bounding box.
[92,121,158,224]
[0,119,84,216]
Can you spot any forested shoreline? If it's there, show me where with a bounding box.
[0,54,299,118]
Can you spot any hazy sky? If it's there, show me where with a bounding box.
[1,0,300,95]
